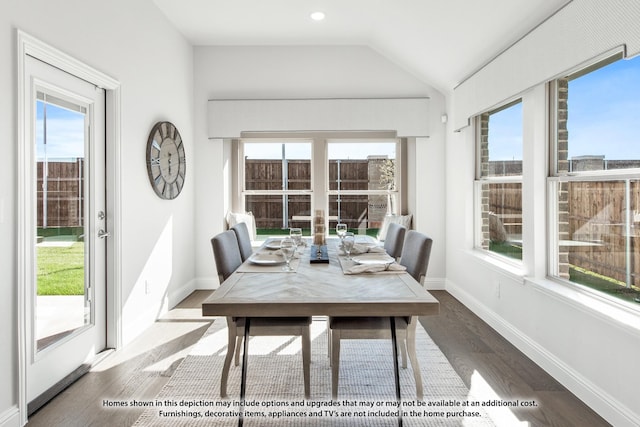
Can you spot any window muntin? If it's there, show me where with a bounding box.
[327,141,398,236]
[476,101,523,262]
[550,54,640,304]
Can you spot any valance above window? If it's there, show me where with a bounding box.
[207,98,429,138]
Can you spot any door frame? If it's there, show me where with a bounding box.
[16,30,122,425]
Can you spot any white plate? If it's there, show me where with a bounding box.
[249,252,285,265]
[351,253,395,265]
[265,239,282,249]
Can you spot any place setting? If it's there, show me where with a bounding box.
[237,229,304,273]
[336,229,406,275]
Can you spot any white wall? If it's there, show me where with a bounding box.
[193,45,447,288]
[446,2,640,425]
[1,1,194,424]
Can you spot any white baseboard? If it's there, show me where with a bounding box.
[0,406,21,427]
[194,277,219,290]
[445,279,639,427]
[423,277,446,290]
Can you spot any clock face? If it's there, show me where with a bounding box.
[146,121,186,200]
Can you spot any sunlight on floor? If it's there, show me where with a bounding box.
[468,370,529,427]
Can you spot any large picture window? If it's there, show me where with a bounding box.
[550,54,640,304]
[240,138,401,238]
[475,100,523,262]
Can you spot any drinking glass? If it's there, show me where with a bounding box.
[280,237,296,271]
[289,227,303,251]
[342,232,355,260]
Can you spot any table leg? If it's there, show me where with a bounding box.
[239,318,251,427]
[390,317,402,427]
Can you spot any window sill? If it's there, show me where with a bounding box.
[468,248,525,284]
[524,276,640,335]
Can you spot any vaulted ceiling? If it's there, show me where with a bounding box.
[153,0,570,93]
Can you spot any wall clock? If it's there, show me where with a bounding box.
[146,121,186,200]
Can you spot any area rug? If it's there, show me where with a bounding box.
[134,318,495,426]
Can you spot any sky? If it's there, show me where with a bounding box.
[244,141,396,160]
[36,101,85,160]
[489,54,640,161]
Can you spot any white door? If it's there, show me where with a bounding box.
[25,55,107,403]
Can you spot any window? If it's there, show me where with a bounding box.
[327,140,399,236]
[239,138,401,238]
[241,140,312,233]
[550,54,640,304]
[475,100,523,261]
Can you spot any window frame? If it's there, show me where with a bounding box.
[547,53,640,306]
[473,100,524,265]
[237,136,403,239]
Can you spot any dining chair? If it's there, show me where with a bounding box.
[231,221,253,262]
[211,231,312,399]
[383,222,407,260]
[329,230,433,399]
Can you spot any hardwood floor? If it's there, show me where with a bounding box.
[420,291,611,427]
[28,290,611,426]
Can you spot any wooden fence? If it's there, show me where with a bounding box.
[245,159,390,230]
[37,160,84,228]
[488,179,640,286]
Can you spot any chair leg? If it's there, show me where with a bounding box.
[302,327,311,399]
[234,336,243,366]
[330,329,341,399]
[406,328,423,400]
[399,338,408,369]
[220,321,237,397]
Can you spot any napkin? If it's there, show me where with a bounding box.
[349,243,386,255]
[344,263,406,275]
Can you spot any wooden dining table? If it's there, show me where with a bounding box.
[202,237,439,426]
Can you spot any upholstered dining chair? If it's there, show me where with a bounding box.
[329,230,433,399]
[231,221,253,262]
[383,222,407,260]
[211,230,312,398]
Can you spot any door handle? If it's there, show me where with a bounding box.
[98,229,110,239]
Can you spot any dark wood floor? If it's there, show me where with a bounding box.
[28,290,611,426]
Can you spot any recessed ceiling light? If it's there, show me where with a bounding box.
[310,11,325,21]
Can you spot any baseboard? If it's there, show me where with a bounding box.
[167,279,199,309]
[445,279,639,427]
[423,277,446,290]
[0,406,21,427]
[193,276,219,290]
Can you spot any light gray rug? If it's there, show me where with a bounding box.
[134,318,495,426]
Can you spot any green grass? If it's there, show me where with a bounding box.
[490,240,639,304]
[489,241,523,260]
[37,242,85,295]
[570,266,640,304]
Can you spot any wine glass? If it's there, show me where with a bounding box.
[289,227,303,251]
[342,232,355,260]
[336,223,347,242]
[280,237,296,271]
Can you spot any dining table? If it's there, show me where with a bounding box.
[202,236,440,426]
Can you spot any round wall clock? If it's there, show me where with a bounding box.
[146,121,186,200]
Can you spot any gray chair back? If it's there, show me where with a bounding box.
[211,230,243,282]
[399,230,432,284]
[384,222,407,259]
[231,222,253,262]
